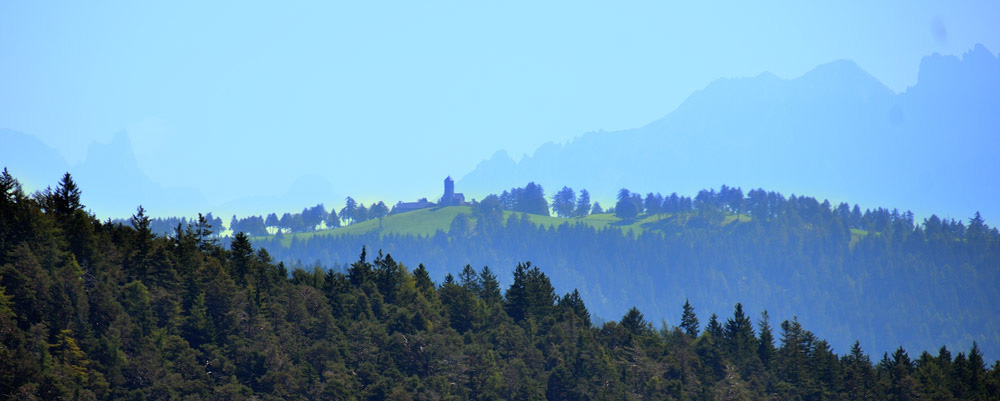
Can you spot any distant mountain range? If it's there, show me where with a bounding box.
[0,130,341,219]
[0,130,208,218]
[3,45,997,221]
[459,44,1000,222]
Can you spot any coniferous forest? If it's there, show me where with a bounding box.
[253,184,1000,366]
[2,171,1000,400]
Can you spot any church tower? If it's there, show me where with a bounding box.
[443,176,455,205]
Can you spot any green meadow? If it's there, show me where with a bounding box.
[256,206,825,247]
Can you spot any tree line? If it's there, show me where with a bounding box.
[2,169,999,399]
[254,182,1000,364]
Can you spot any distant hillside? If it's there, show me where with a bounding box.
[459,45,1000,221]
[249,189,1000,362]
[262,205,763,247]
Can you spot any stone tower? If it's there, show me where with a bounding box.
[443,176,455,205]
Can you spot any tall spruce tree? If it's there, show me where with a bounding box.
[478,266,501,304]
[758,310,775,369]
[575,189,591,217]
[723,303,756,362]
[680,299,700,338]
[706,313,723,340]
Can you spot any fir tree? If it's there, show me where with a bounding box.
[680,299,700,338]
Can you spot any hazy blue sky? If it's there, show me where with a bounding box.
[1,1,998,210]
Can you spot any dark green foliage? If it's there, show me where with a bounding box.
[500,182,550,216]
[504,262,557,322]
[558,289,591,327]
[707,313,723,340]
[723,303,756,364]
[458,264,480,294]
[552,186,576,218]
[0,170,996,400]
[254,184,1000,365]
[478,265,501,304]
[681,299,699,338]
[49,172,83,217]
[757,310,775,369]
[230,214,269,236]
[615,188,640,220]
[575,189,591,217]
[620,306,649,335]
[340,196,357,225]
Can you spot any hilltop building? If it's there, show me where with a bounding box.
[440,176,465,206]
[391,176,466,214]
[392,197,435,214]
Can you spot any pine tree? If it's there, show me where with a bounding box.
[706,313,723,340]
[757,310,775,369]
[183,292,215,348]
[458,264,481,295]
[504,262,556,322]
[194,213,217,251]
[968,342,987,398]
[575,189,591,217]
[51,172,83,217]
[412,264,434,298]
[326,208,340,228]
[621,306,648,335]
[680,299,700,338]
[340,197,357,225]
[890,346,918,400]
[348,246,373,287]
[478,266,501,304]
[558,289,591,327]
[230,232,254,285]
[843,341,874,401]
[723,303,756,363]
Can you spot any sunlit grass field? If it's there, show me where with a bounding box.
[254,206,795,247]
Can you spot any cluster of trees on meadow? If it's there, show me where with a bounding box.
[498,182,551,216]
[3,170,999,400]
[495,182,704,220]
[227,197,396,236]
[132,195,401,239]
[339,197,390,226]
[229,204,339,237]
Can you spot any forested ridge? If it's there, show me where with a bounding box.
[253,184,1000,365]
[2,170,999,400]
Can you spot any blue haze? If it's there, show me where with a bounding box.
[1,2,999,219]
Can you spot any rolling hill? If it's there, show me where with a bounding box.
[255,206,770,247]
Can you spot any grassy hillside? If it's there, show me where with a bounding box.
[255,206,840,247]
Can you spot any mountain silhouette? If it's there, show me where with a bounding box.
[0,129,70,191]
[69,132,208,218]
[0,130,210,218]
[459,45,1000,221]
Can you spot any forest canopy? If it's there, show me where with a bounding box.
[1,169,998,400]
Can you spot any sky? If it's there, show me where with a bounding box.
[1,1,999,213]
